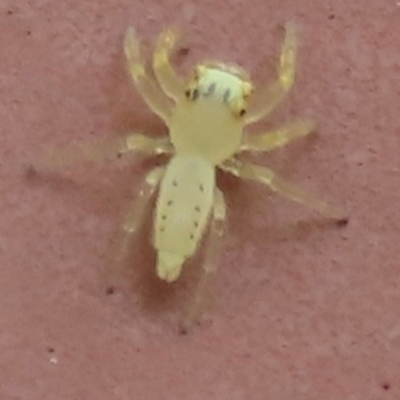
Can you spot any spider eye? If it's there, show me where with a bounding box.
[205,83,216,97]
[192,88,199,100]
[185,88,200,100]
[223,89,231,104]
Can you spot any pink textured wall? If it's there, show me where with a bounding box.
[1,0,400,399]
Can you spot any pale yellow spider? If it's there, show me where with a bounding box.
[48,24,342,306]
[118,23,343,282]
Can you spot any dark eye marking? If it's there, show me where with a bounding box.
[185,88,200,101]
[204,83,216,97]
[223,89,231,103]
[192,88,199,100]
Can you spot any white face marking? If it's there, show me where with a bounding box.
[196,68,245,104]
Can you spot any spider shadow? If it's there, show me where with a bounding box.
[25,154,195,320]
[101,204,209,322]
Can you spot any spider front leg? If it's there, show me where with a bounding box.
[124,27,172,124]
[221,159,342,220]
[182,188,226,330]
[153,28,186,102]
[241,117,317,152]
[42,133,172,169]
[245,22,298,125]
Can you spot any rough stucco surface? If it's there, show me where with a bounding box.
[1,0,400,399]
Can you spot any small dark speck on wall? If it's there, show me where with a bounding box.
[106,286,115,295]
[336,217,349,227]
[177,47,190,57]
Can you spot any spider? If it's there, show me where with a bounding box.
[47,23,343,319]
[119,23,343,280]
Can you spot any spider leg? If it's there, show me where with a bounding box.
[245,21,298,125]
[202,188,226,274]
[153,28,186,103]
[123,134,173,155]
[41,133,173,169]
[182,188,226,330]
[121,166,165,235]
[124,27,173,124]
[241,117,317,152]
[221,159,342,220]
[104,166,165,280]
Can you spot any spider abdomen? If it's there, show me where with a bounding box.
[154,154,215,282]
